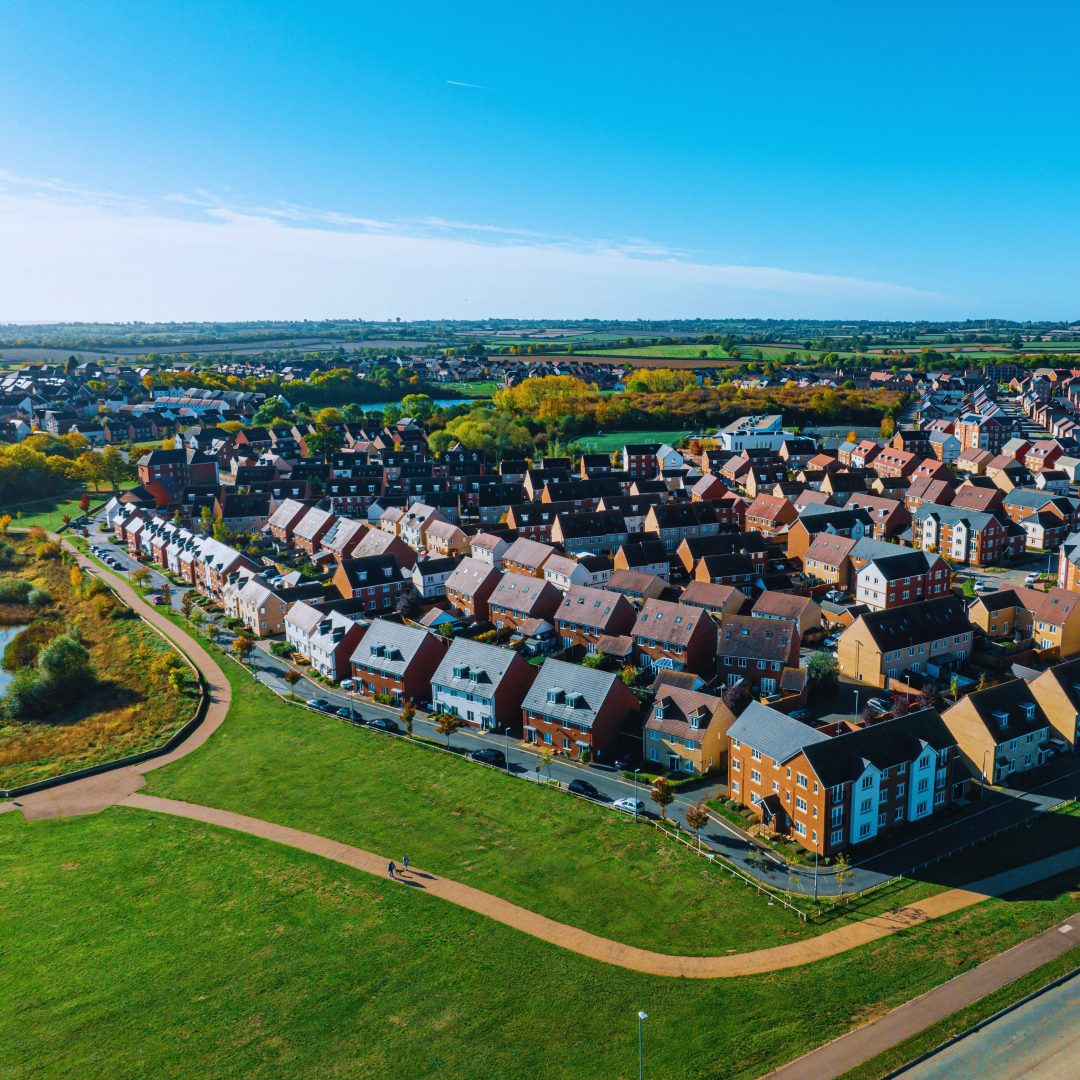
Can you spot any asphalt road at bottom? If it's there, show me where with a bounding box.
[898,969,1080,1079]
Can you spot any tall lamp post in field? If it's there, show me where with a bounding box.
[638,1010,648,1080]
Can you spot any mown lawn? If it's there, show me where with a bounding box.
[1,808,1077,1080]
[145,661,952,956]
[571,428,690,452]
[5,494,88,532]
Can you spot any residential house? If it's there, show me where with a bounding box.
[912,503,1016,566]
[411,556,461,600]
[331,555,412,613]
[633,599,716,676]
[744,494,798,541]
[751,591,821,640]
[444,556,502,621]
[837,595,973,689]
[522,659,638,762]
[678,580,747,616]
[942,681,1055,783]
[799,533,858,589]
[543,553,612,591]
[555,584,637,654]
[645,687,733,776]
[844,492,911,543]
[349,618,448,704]
[613,539,670,580]
[431,638,539,731]
[488,572,562,633]
[1028,658,1080,749]
[716,614,800,696]
[854,549,951,612]
[501,537,557,578]
[728,702,963,856]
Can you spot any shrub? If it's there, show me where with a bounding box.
[26,587,52,610]
[269,641,293,658]
[0,578,32,604]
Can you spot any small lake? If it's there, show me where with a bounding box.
[360,397,480,412]
[0,624,26,694]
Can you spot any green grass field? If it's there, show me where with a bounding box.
[442,379,499,396]
[2,807,1077,1080]
[4,493,90,531]
[571,428,691,452]
[145,664,826,956]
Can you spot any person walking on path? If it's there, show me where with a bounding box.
[402,854,410,874]
[388,861,396,880]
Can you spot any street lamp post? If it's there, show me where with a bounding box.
[637,1011,648,1080]
[504,725,510,773]
[853,688,860,719]
[633,769,640,819]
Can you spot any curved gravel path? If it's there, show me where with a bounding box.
[119,792,1080,978]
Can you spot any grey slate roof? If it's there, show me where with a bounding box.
[522,659,623,729]
[727,701,830,764]
[349,618,431,678]
[432,638,521,694]
[911,502,996,531]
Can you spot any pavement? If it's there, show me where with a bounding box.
[897,969,1080,1079]
[766,913,1080,1079]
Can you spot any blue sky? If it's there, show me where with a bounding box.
[2,1,1079,321]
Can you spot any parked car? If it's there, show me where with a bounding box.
[823,634,840,650]
[974,580,994,593]
[865,697,892,715]
[567,778,601,800]
[338,678,355,691]
[368,717,400,733]
[335,706,353,719]
[305,698,331,711]
[613,797,646,815]
[788,708,812,722]
[1024,572,1041,584]
[613,756,639,772]
[469,747,506,767]
[825,589,846,603]
[1048,736,1070,754]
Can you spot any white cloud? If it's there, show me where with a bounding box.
[0,171,944,322]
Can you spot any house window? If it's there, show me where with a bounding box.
[793,822,807,837]
[862,775,873,789]
[796,772,808,788]
[731,781,740,794]
[895,807,905,821]
[750,749,761,761]
[830,829,843,846]
[750,769,761,784]
[860,798,872,814]
[859,822,872,838]
[795,796,807,812]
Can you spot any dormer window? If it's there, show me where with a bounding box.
[547,688,566,704]
[452,664,470,679]
[993,710,1009,730]
[1022,702,1036,721]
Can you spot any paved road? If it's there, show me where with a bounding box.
[898,971,1080,1079]
[767,913,1080,1080]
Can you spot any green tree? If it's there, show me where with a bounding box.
[806,651,839,689]
[650,776,674,821]
[833,853,856,900]
[231,633,255,663]
[685,801,710,852]
[99,446,128,489]
[436,712,464,747]
[199,506,213,536]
